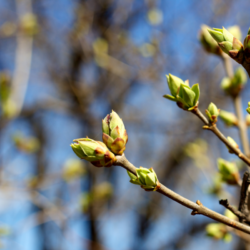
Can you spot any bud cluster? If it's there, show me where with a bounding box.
[221,67,247,96]
[164,74,200,110]
[71,110,129,168]
[208,27,244,63]
[207,26,250,73]
[71,138,116,168]
[217,158,240,185]
[206,223,231,242]
[102,110,128,155]
[205,102,220,124]
[199,25,222,55]
[127,167,160,191]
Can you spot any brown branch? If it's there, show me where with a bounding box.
[238,172,250,222]
[114,154,250,235]
[191,107,250,167]
[219,199,249,224]
[242,60,250,78]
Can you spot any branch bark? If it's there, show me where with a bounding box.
[191,107,250,167]
[219,199,249,224]
[114,154,250,235]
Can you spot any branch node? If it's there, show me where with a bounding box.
[196,200,203,206]
[238,153,243,159]
[202,125,210,130]
[191,210,199,216]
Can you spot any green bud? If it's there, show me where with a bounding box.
[208,26,245,63]
[224,209,237,221]
[221,67,247,96]
[246,114,250,126]
[164,74,200,110]
[234,67,247,84]
[166,74,184,97]
[206,223,230,241]
[71,138,116,167]
[127,167,159,191]
[206,102,219,123]
[221,77,231,91]
[219,110,238,126]
[207,29,225,43]
[222,27,234,43]
[218,41,232,54]
[217,158,239,185]
[247,102,250,114]
[227,136,239,153]
[180,85,196,107]
[177,84,200,110]
[199,25,221,55]
[20,13,38,36]
[102,110,128,155]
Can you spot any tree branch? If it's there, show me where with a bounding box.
[219,199,249,224]
[238,172,250,222]
[191,107,250,167]
[222,54,250,157]
[114,154,250,235]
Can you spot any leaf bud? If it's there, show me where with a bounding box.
[164,74,200,111]
[217,158,240,185]
[246,114,250,126]
[221,67,247,96]
[71,138,116,167]
[226,136,239,154]
[206,102,219,124]
[246,102,250,114]
[206,223,231,242]
[208,27,244,63]
[127,167,160,191]
[199,25,222,55]
[219,110,238,126]
[102,110,128,155]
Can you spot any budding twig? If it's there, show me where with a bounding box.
[115,154,250,235]
[219,199,249,224]
[191,107,250,167]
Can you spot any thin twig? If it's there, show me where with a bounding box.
[222,54,250,157]
[191,108,250,167]
[219,199,249,224]
[233,95,250,156]
[114,154,250,235]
